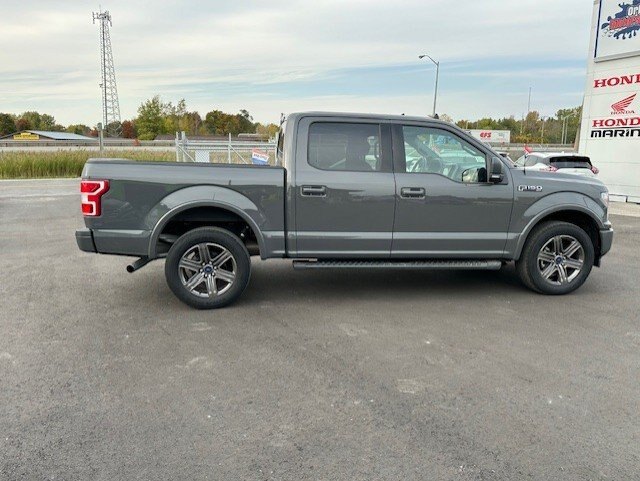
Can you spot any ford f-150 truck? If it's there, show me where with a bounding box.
[76,112,613,309]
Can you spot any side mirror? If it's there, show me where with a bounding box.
[489,156,504,183]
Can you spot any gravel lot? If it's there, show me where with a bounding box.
[1,179,639,480]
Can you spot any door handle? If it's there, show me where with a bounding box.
[301,185,327,197]
[400,187,426,199]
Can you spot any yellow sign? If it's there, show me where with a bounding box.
[13,132,39,140]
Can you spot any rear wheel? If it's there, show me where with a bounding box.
[516,221,594,295]
[165,227,251,309]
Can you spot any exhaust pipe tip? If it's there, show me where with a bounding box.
[127,257,150,273]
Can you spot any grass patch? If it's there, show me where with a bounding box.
[0,150,175,179]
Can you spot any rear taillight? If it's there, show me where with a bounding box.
[81,180,109,216]
[591,166,599,175]
[541,165,558,172]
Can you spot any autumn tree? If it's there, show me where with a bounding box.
[255,122,279,139]
[121,120,137,139]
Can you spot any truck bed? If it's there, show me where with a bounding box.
[81,159,286,258]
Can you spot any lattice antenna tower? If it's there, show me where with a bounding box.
[93,10,122,137]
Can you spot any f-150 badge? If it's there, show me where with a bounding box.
[518,185,543,192]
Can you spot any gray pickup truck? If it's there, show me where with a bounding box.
[76,112,613,308]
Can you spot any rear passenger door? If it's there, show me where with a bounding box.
[293,117,396,257]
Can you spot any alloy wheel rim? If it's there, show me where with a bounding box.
[536,235,584,286]
[178,243,237,298]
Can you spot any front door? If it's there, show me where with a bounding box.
[391,124,513,258]
[294,118,396,258]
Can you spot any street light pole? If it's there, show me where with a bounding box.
[419,54,440,117]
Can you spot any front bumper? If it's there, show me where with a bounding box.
[75,228,97,253]
[600,227,614,257]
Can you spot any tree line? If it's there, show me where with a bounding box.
[0,96,280,141]
[450,106,583,145]
[0,98,583,144]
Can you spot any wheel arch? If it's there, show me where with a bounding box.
[514,206,603,265]
[148,199,266,260]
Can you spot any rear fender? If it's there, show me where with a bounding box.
[145,185,267,259]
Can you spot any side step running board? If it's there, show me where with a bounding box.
[292,260,503,270]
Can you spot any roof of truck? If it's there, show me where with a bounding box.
[288,111,440,123]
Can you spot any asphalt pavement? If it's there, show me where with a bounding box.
[1,179,639,480]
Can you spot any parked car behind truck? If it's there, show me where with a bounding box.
[76,112,613,308]
[514,152,600,177]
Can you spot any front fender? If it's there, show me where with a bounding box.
[145,185,268,259]
[509,192,607,260]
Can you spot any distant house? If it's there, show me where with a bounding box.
[0,130,95,141]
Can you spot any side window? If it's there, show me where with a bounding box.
[514,155,526,166]
[525,156,540,167]
[401,126,487,183]
[308,122,381,172]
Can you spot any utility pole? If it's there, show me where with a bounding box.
[419,54,440,117]
[561,115,573,145]
[93,10,122,137]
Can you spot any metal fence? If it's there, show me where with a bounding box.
[175,132,277,165]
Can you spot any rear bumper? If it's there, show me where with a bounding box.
[75,228,150,256]
[600,227,614,257]
[75,228,97,253]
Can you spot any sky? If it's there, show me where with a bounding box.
[0,0,594,126]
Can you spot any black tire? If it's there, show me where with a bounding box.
[516,221,594,295]
[165,227,251,309]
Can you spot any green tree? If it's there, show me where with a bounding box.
[236,109,254,133]
[19,111,41,130]
[136,95,167,140]
[0,113,16,136]
[40,113,57,131]
[66,124,91,136]
[556,106,582,145]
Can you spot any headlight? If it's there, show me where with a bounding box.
[600,192,609,208]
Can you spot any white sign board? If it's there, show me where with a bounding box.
[579,1,640,202]
[466,130,511,144]
[595,0,640,62]
[251,149,270,165]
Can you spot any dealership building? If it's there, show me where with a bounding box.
[579,0,640,202]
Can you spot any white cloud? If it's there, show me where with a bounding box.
[0,0,592,125]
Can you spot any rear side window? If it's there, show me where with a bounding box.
[550,156,592,169]
[308,122,382,172]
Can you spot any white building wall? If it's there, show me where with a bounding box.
[579,0,640,202]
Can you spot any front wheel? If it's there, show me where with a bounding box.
[516,221,594,295]
[165,227,251,309]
